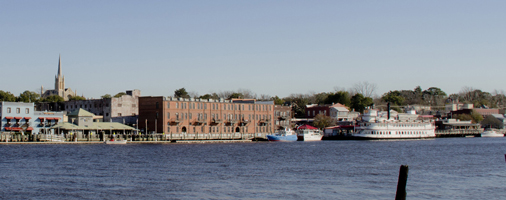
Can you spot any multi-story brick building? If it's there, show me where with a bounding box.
[274,105,292,130]
[138,97,275,135]
[64,90,140,125]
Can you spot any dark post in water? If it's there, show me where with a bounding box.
[395,165,409,200]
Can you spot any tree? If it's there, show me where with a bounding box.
[271,96,284,105]
[481,115,503,129]
[313,114,336,129]
[174,88,190,98]
[69,96,86,101]
[470,111,484,123]
[325,91,351,107]
[228,93,243,99]
[18,90,40,103]
[422,87,447,106]
[0,90,16,102]
[352,81,377,97]
[199,93,219,100]
[41,95,64,103]
[381,91,405,106]
[350,93,374,113]
[101,94,112,99]
[114,92,126,98]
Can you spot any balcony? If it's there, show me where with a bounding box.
[210,119,223,126]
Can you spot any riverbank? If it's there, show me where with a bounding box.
[0,139,255,144]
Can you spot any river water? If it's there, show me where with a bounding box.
[0,138,505,199]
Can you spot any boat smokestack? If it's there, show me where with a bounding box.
[387,102,391,120]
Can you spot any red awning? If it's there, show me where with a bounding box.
[14,117,22,120]
[296,124,318,130]
[38,117,45,120]
[4,127,23,131]
[46,117,54,120]
[26,127,34,131]
[24,117,31,120]
[54,118,60,121]
[4,117,13,119]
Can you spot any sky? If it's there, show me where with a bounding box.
[1,0,506,99]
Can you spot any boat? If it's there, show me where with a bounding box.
[480,129,504,137]
[104,138,127,144]
[296,125,323,141]
[351,109,436,139]
[267,128,297,141]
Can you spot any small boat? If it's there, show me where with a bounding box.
[296,125,323,141]
[267,128,297,141]
[104,139,127,144]
[480,129,504,137]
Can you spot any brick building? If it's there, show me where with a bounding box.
[64,90,140,125]
[138,97,275,135]
[274,105,292,130]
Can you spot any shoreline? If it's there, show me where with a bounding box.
[0,139,256,144]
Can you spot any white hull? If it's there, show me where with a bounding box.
[296,130,323,141]
[481,130,504,137]
[353,122,436,139]
[105,140,127,144]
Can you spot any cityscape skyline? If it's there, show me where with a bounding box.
[2,1,506,99]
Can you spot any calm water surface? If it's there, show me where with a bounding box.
[1,138,506,199]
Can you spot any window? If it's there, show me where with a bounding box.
[176,102,179,108]
[118,113,122,116]
[16,108,20,113]
[167,102,170,108]
[7,107,10,113]
[25,108,29,114]
[168,112,170,118]
[167,127,170,132]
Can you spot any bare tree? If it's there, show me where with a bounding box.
[259,94,271,100]
[352,82,377,97]
[188,91,199,98]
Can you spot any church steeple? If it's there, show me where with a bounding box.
[57,54,62,76]
[55,54,65,94]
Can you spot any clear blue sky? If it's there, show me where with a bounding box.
[2,0,506,98]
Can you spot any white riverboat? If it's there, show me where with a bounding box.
[296,125,323,141]
[352,109,436,139]
[480,129,504,137]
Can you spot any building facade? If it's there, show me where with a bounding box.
[41,55,76,101]
[274,105,292,130]
[64,90,140,125]
[0,102,64,134]
[138,97,275,135]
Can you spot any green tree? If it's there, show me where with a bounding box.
[69,96,86,101]
[174,88,190,98]
[313,114,336,129]
[381,91,405,106]
[114,92,126,98]
[471,111,484,123]
[228,93,243,99]
[350,93,374,113]
[18,90,40,102]
[0,90,17,102]
[325,91,351,107]
[271,96,284,105]
[199,93,219,99]
[455,114,473,122]
[481,115,503,129]
[101,94,112,99]
[41,95,64,103]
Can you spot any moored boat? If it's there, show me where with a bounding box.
[267,128,297,141]
[480,129,504,137]
[296,125,323,141]
[351,109,436,139]
[105,139,127,144]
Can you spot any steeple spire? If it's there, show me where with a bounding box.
[58,54,62,76]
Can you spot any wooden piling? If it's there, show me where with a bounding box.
[395,165,409,200]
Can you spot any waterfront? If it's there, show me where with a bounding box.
[1,138,505,199]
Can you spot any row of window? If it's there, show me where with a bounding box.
[4,107,30,114]
[368,131,429,135]
[275,111,291,117]
[166,126,271,133]
[167,102,272,111]
[168,112,272,121]
[66,104,110,110]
